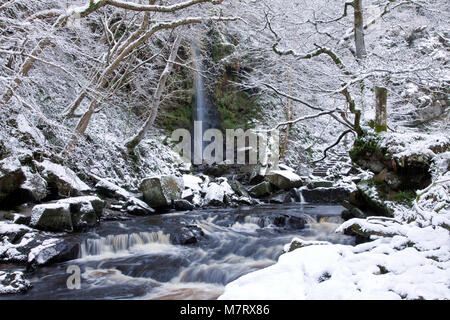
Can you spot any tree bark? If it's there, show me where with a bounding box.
[124,35,182,151]
[375,86,388,133]
[353,0,367,60]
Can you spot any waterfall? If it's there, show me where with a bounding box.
[191,42,222,165]
[192,43,206,164]
[80,231,170,257]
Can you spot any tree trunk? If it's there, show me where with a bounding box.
[353,0,367,60]
[124,35,182,151]
[375,86,388,133]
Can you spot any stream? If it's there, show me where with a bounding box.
[3,202,354,300]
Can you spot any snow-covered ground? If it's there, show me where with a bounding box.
[220,151,450,300]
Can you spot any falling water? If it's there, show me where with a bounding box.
[192,42,222,165]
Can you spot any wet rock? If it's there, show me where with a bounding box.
[228,180,250,198]
[170,225,205,245]
[265,170,304,190]
[284,189,301,203]
[259,214,306,230]
[27,238,80,268]
[301,187,350,204]
[30,203,73,232]
[248,181,272,198]
[140,175,183,208]
[173,199,194,211]
[35,160,91,198]
[0,271,32,294]
[249,164,268,185]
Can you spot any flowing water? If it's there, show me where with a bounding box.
[4,203,354,300]
[192,42,222,164]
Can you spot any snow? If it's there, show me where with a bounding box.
[30,202,71,227]
[204,182,225,205]
[220,233,450,300]
[0,271,32,294]
[221,150,450,300]
[37,160,91,193]
[28,238,61,265]
[183,174,203,192]
[267,169,302,182]
[0,221,32,235]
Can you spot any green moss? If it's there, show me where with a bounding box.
[391,190,417,207]
[350,133,383,162]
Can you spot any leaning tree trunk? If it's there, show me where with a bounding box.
[375,86,388,133]
[124,35,182,151]
[353,0,367,60]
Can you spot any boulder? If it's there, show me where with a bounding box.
[301,187,350,204]
[35,160,91,197]
[170,225,205,245]
[249,164,268,185]
[264,170,303,190]
[27,238,80,268]
[56,196,105,231]
[248,181,272,198]
[173,199,194,211]
[0,271,32,294]
[204,183,225,206]
[30,203,73,232]
[95,178,129,200]
[0,221,32,244]
[258,214,307,229]
[307,180,333,189]
[124,197,155,216]
[94,179,155,216]
[140,175,183,208]
[203,164,232,177]
[0,157,26,205]
[20,167,48,202]
[283,238,330,253]
[228,180,250,198]
[356,180,394,217]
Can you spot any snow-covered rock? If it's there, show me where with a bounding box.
[140,175,183,208]
[20,167,48,202]
[204,182,225,206]
[124,197,155,216]
[30,203,73,232]
[94,178,155,215]
[0,221,32,243]
[35,160,91,197]
[0,271,32,294]
[28,238,79,267]
[265,170,304,190]
[95,178,130,200]
[183,174,203,192]
[56,196,105,230]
